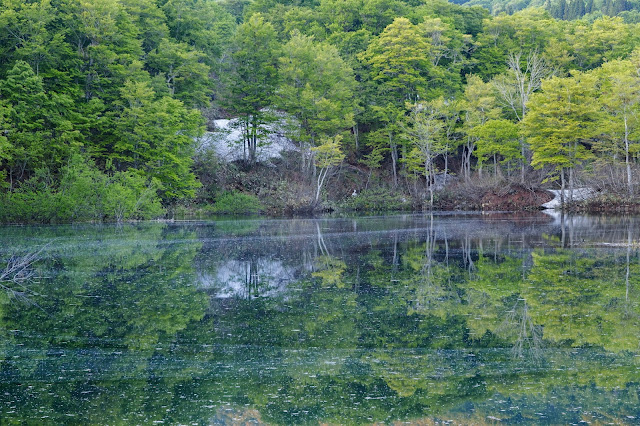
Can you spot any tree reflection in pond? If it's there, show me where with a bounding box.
[1,214,640,423]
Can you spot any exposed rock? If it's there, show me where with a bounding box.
[541,187,596,209]
[196,118,298,164]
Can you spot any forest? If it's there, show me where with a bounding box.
[0,0,640,222]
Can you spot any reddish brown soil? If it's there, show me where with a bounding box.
[436,184,553,211]
[480,186,553,211]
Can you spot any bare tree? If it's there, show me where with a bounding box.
[494,51,555,182]
[0,246,46,302]
[498,298,544,360]
[405,101,446,208]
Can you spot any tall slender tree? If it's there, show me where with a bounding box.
[493,50,554,181]
[225,14,279,165]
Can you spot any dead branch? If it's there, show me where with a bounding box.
[0,245,48,301]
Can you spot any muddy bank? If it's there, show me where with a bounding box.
[435,184,553,211]
[568,195,640,213]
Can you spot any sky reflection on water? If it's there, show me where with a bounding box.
[0,212,639,424]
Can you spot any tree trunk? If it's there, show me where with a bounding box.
[444,148,449,183]
[315,167,328,203]
[390,133,398,188]
[520,139,526,184]
[353,124,359,151]
[426,159,434,209]
[568,165,574,203]
[560,168,566,208]
[248,115,258,164]
[625,115,632,196]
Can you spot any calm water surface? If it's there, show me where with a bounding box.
[1,212,639,424]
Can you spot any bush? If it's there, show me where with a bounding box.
[258,180,314,214]
[211,191,262,215]
[338,187,412,212]
[0,156,164,223]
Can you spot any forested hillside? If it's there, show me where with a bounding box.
[463,0,640,22]
[0,0,639,221]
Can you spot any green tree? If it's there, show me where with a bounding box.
[360,17,432,186]
[404,100,446,207]
[419,17,468,97]
[146,39,211,108]
[0,0,67,77]
[471,9,560,80]
[115,80,204,200]
[461,75,500,180]
[567,16,637,70]
[61,0,143,103]
[493,50,554,182]
[597,57,640,195]
[0,61,82,189]
[162,0,236,64]
[120,0,169,53]
[471,119,521,177]
[523,71,601,204]
[225,14,280,165]
[277,32,356,175]
[361,17,431,104]
[311,135,346,203]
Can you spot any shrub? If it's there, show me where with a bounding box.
[211,191,262,215]
[339,187,412,212]
[0,156,164,223]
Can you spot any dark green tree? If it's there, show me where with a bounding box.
[224,14,280,164]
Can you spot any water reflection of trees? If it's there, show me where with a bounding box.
[0,223,208,424]
[2,215,640,424]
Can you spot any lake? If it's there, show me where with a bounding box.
[0,212,639,424]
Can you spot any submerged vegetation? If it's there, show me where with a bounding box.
[0,0,640,221]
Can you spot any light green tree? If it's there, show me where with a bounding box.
[404,100,446,207]
[115,80,204,200]
[493,50,554,182]
[471,119,521,177]
[597,57,640,195]
[461,75,500,180]
[277,32,355,175]
[523,71,601,204]
[311,135,345,203]
[360,17,432,186]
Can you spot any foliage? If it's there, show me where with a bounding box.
[523,71,601,180]
[277,32,356,144]
[339,186,412,211]
[311,134,346,203]
[0,155,164,223]
[1,0,640,219]
[223,14,279,164]
[471,118,521,168]
[211,191,263,215]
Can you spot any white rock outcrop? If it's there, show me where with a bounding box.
[542,187,596,209]
[196,118,298,163]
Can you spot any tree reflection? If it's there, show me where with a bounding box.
[498,298,543,359]
[1,215,640,423]
[0,224,207,423]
